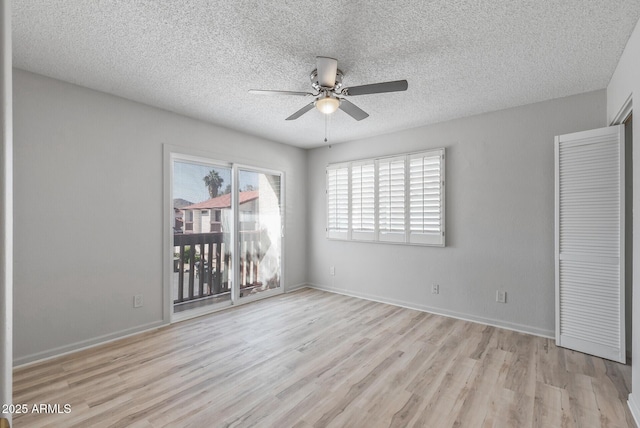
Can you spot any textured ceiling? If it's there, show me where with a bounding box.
[12,1,640,148]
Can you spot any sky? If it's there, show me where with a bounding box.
[173,161,258,204]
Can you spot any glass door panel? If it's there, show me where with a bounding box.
[172,159,233,314]
[237,169,282,299]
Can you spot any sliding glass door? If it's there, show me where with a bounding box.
[236,167,283,300]
[169,153,283,319]
[171,158,233,315]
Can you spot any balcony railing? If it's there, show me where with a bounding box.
[173,231,263,305]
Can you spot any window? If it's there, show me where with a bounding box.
[351,161,375,240]
[326,164,349,239]
[378,156,406,243]
[326,148,445,246]
[408,151,444,245]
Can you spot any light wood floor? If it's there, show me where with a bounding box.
[13,288,636,427]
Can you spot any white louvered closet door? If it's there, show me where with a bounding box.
[555,125,625,363]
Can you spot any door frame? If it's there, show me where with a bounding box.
[610,96,633,360]
[163,145,285,324]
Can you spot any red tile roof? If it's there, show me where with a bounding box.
[182,190,258,210]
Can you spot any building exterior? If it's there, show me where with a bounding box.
[178,191,259,234]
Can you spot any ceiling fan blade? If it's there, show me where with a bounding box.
[339,99,369,121]
[343,80,408,96]
[316,56,338,88]
[285,102,315,120]
[249,89,314,96]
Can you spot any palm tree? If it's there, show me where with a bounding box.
[203,170,224,198]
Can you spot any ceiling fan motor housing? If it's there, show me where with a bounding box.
[311,69,343,92]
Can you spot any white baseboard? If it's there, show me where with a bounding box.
[629,394,640,426]
[15,284,311,367]
[285,282,308,292]
[307,283,554,339]
[15,283,553,367]
[14,320,166,368]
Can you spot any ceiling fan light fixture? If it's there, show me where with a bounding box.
[315,95,340,115]
[250,57,407,122]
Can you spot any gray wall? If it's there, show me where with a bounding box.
[306,90,606,337]
[13,69,307,364]
[12,67,609,363]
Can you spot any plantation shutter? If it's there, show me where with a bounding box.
[351,161,375,240]
[378,156,406,242]
[555,125,625,363]
[326,164,349,239]
[409,149,445,246]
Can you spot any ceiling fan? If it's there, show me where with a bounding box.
[249,57,408,121]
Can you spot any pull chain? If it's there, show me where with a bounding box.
[324,114,328,143]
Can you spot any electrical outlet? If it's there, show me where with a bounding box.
[330,266,335,276]
[496,290,507,304]
[134,294,143,308]
[432,284,439,294]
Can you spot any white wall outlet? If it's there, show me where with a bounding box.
[134,294,143,308]
[432,284,439,294]
[330,266,335,276]
[496,290,507,303]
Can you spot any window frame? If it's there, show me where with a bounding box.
[326,148,445,247]
[408,150,446,245]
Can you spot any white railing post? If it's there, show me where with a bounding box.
[0,0,13,426]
